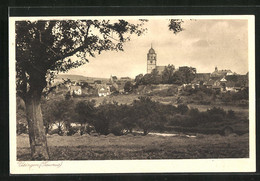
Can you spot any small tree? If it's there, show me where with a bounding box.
[74,100,96,135]
[178,67,196,84]
[116,104,136,134]
[162,64,175,84]
[206,107,226,122]
[141,73,153,85]
[177,104,189,115]
[227,110,236,119]
[151,69,161,84]
[135,74,143,86]
[51,99,75,135]
[133,97,164,135]
[124,81,134,93]
[172,71,185,85]
[93,103,117,135]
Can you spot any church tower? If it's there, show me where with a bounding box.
[147,44,157,74]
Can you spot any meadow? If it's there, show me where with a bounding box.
[17,133,249,160]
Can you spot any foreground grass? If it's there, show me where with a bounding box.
[17,133,249,160]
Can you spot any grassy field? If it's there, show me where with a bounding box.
[17,133,249,160]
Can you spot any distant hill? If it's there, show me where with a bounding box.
[56,74,110,82]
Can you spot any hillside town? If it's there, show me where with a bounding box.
[50,45,248,98]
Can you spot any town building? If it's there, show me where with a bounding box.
[69,85,82,95]
[156,66,167,74]
[211,67,233,77]
[97,84,111,97]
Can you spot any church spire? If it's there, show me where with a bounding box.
[151,43,153,48]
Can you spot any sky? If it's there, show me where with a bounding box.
[64,18,248,78]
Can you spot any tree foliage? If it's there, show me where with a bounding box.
[75,100,96,125]
[169,19,184,34]
[124,81,134,93]
[42,99,74,135]
[162,64,175,84]
[135,74,144,86]
[132,97,165,135]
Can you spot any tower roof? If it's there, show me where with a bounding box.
[148,47,155,54]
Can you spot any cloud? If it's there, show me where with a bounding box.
[192,39,210,47]
[67,18,249,78]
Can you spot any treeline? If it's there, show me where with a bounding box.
[135,65,195,86]
[17,96,247,136]
[181,86,248,106]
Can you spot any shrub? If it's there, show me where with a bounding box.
[49,128,63,136]
[227,110,236,119]
[93,115,110,135]
[169,114,197,127]
[66,126,79,136]
[207,107,226,117]
[124,81,134,93]
[65,92,71,100]
[192,90,206,101]
[180,117,198,127]
[188,108,199,117]
[168,114,184,126]
[74,100,96,126]
[206,107,226,122]
[110,122,124,136]
[177,104,189,115]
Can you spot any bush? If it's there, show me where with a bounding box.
[168,114,185,126]
[206,107,227,122]
[93,117,110,135]
[65,92,71,100]
[124,81,134,93]
[177,104,189,115]
[49,128,64,136]
[110,122,124,136]
[227,110,236,119]
[66,126,79,136]
[188,108,199,117]
[207,107,226,116]
[168,114,197,127]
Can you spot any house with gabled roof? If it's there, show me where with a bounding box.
[97,84,111,97]
[211,67,233,78]
[69,85,82,95]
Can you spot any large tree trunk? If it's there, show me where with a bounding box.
[25,91,50,160]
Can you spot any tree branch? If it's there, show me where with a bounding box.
[52,24,92,63]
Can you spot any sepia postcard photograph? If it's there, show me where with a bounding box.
[9,15,256,174]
